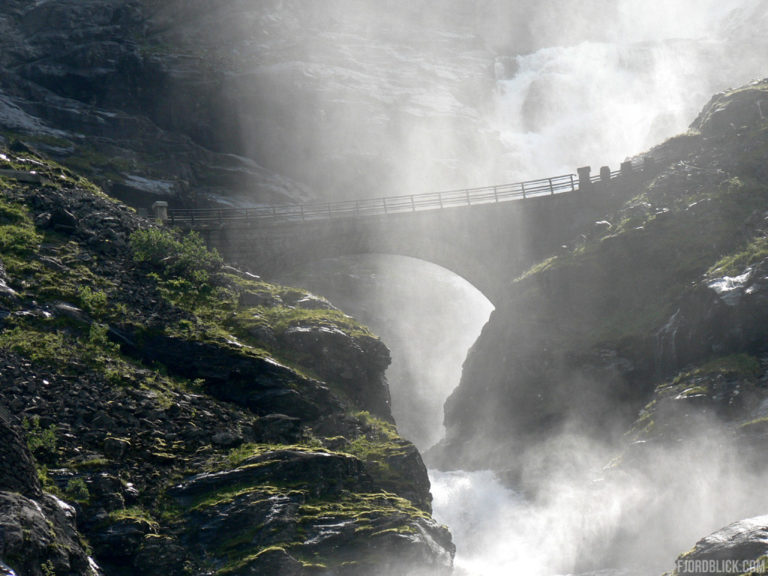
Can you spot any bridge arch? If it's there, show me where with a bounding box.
[176,166,656,304]
[195,190,612,305]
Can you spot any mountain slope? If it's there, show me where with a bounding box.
[0,145,453,575]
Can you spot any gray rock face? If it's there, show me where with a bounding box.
[0,0,308,207]
[279,325,393,419]
[0,421,96,576]
[692,80,768,137]
[0,418,41,499]
[670,516,768,575]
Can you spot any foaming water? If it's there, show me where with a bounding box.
[279,254,494,450]
[493,39,725,180]
[429,432,768,576]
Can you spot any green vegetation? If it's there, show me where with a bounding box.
[0,145,432,574]
[109,506,159,529]
[664,353,761,391]
[0,197,42,255]
[65,478,91,503]
[22,416,57,459]
[130,227,222,282]
[708,234,768,278]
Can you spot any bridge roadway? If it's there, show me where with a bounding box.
[167,164,654,304]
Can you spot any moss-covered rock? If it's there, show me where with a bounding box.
[0,148,452,575]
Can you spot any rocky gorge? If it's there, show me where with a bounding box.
[0,147,453,574]
[2,0,768,574]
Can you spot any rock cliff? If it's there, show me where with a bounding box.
[0,148,453,575]
[430,79,768,569]
[0,0,501,209]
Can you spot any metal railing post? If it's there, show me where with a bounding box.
[522,181,526,199]
[383,197,388,215]
[466,189,471,206]
[548,178,554,195]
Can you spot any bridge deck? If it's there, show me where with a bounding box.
[166,172,624,227]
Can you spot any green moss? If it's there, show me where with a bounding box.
[237,306,373,340]
[668,354,761,388]
[109,506,159,529]
[0,326,75,366]
[0,197,42,255]
[708,234,768,278]
[516,255,559,282]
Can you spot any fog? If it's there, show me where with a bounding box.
[431,425,768,575]
[280,254,494,450]
[250,0,768,201]
[254,1,768,574]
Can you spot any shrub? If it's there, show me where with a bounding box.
[65,478,90,502]
[23,416,57,458]
[129,227,222,281]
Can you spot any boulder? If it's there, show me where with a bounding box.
[0,492,95,576]
[670,515,768,575]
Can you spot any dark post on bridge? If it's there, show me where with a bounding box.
[577,166,591,191]
[600,166,611,184]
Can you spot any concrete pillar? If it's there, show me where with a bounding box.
[643,156,656,173]
[577,166,592,191]
[600,166,611,183]
[152,201,168,222]
[620,161,633,177]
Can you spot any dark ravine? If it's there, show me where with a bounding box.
[0,149,453,574]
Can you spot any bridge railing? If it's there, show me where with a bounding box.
[168,173,578,225]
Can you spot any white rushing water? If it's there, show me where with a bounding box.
[264,2,768,573]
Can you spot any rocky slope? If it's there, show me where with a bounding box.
[0,0,503,210]
[0,146,453,575]
[430,79,768,569]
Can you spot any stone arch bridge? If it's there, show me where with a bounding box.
[164,163,653,304]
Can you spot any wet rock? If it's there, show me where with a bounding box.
[670,515,768,575]
[211,430,243,448]
[132,535,187,576]
[279,326,392,418]
[0,492,95,576]
[692,80,768,136]
[0,417,42,499]
[235,548,305,575]
[103,436,131,460]
[52,302,90,326]
[252,414,303,443]
[91,516,157,561]
[170,450,372,505]
[49,206,78,233]
[294,294,336,311]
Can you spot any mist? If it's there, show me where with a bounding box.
[431,421,768,576]
[253,1,768,574]
[247,0,768,201]
[280,254,494,450]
